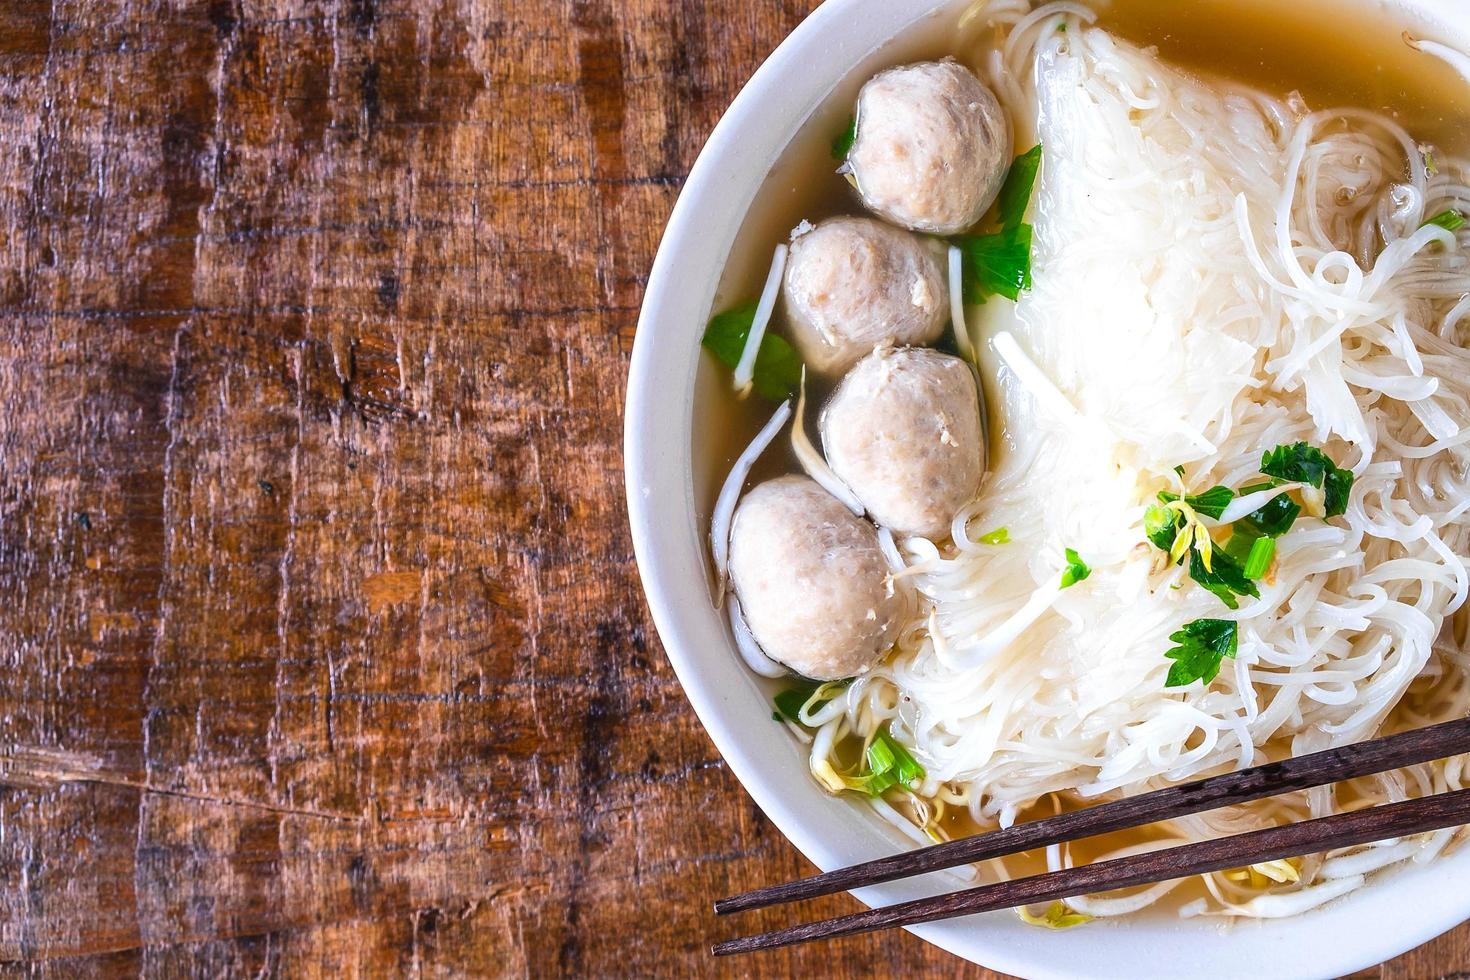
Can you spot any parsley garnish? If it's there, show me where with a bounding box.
[1422,208,1466,233]
[831,115,857,161]
[701,303,802,401]
[954,145,1041,303]
[1164,619,1238,688]
[1060,548,1090,589]
[1259,443,1354,517]
[979,526,1010,545]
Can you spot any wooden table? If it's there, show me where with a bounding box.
[0,0,1464,975]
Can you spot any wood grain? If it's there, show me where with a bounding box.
[0,0,1464,976]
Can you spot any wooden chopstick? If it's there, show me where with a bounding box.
[716,716,1470,915]
[713,786,1470,955]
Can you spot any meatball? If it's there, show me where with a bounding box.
[782,216,946,374]
[847,61,1010,235]
[729,476,900,680]
[821,348,985,539]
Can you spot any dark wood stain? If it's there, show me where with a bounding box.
[0,0,1465,976]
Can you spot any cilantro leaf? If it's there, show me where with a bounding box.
[997,144,1043,230]
[1158,485,1235,520]
[957,223,1033,303]
[1164,618,1238,688]
[701,303,803,401]
[953,147,1042,303]
[1259,443,1354,517]
[1323,468,1353,518]
[1238,493,1301,538]
[1423,208,1466,232]
[831,115,857,161]
[1060,548,1091,589]
[1189,547,1258,606]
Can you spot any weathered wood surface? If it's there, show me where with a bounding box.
[0,0,1465,976]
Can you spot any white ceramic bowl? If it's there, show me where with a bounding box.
[625,2,1470,976]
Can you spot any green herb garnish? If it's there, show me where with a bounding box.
[701,303,803,401]
[1164,618,1238,688]
[831,115,857,161]
[1157,485,1235,520]
[979,526,1010,545]
[1237,493,1301,538]
[1259,442,1354,517]
[1243,536,1276,580]
[954,145,1042,303]
[861,728,926,795]
[1423,208,1466,233]
[811,724,927,796]
[772,678,850,724]
[996,144,1043,231]
[1060,548,1091,589]
[1149,443,1351,688]
[1189,547,1257,610]
[957,224,1034,302]
[1018,900,1092,929]
[1144,503,1180,552]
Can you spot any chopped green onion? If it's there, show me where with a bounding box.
[822,726,927,796]
[1060,548,1091,589]
[979,526,1010,545]
[1243,536,1275,580]
[1422,208,1466,232]
[831,115,858,161]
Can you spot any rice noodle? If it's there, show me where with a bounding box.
[799,2,1470,921]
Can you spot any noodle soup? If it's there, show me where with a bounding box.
[697,0,1470,924]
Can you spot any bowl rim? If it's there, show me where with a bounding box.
[625,1,1470,976]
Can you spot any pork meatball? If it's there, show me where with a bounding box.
[847,61,1010,235]
[821,348,985,539]
[782,216,946,374]
[729,476,900,680]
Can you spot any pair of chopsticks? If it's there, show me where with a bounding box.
[713,716,1470,955]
